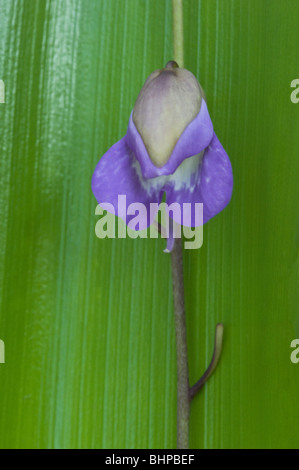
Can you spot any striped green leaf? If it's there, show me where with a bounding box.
[0,0,298,449]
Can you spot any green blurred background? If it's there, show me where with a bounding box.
[0,0,299,449]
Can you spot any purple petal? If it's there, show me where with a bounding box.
[164,132,233,226]
[126,100,214,178]
[91,137,162,230]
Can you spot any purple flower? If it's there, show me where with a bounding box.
[92,61,233,231]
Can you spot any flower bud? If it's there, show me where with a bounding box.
[133,61,204,168]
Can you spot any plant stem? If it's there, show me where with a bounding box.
[172,0,184,67]
[171,0,224,450]
[190,323,224,399]
[171,238,190,449]
[172,0,189,450]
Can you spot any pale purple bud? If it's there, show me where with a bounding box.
[133,61,204,167]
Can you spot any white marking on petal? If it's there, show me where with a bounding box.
[132,151,204,194]
[168,152,204,191]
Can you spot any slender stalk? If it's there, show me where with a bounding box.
[171,238,190,449]
[172,0,189,450]
[171,0,224,449]
[172,0,184,67]
[190,324,224,399]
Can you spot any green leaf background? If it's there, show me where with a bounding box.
[0,0,299,449]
